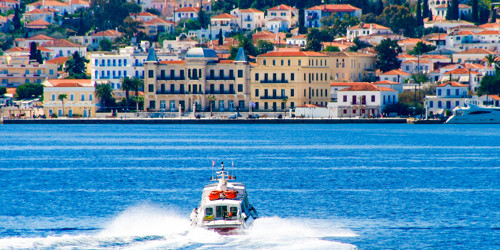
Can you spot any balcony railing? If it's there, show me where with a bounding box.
[25,74,47,77]
[260,95,288,100]
[157,76,186,80]
[260,80,288,83]
[207,90,236,94]
[206,76,235,81]
[156,90,188,95]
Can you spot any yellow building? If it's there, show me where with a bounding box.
[144,47,251,112]
[0,55,58,87]
[43,79,96,117]
[325,52,377,82]
[250,51,331,110]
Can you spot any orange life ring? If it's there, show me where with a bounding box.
[209,190,223,200]
[224,190,238,199]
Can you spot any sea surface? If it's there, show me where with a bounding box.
[0,124,498,249]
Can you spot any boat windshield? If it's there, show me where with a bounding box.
[215,206,228,218]
[229,207,238,218]
[205,207,213,216]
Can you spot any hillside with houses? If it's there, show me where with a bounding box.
[0,0,499,119]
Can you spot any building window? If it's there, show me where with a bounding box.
[255,89,259,97]
[255,73,259,81]
[238,70,243,78]
[291,89,294,97]
[343,95,347,102]
[52,94,55,101]
[371,95,375,102]
[89,94,93,101]
[438,101,442,108]
[81,94,85,101]
[238,84,243,92]
[263,60,266,65]
[148,70,154,78]
[437,89,442,96]
[298,60,301,66]
[291,73,294,81]
[430,101,433,108]
[148,84,154,92]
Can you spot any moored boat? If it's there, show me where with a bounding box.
[190,162,258,234]
[445,104,500,124]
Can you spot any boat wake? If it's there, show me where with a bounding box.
[0,204,358,249]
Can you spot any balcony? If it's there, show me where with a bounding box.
[206,76,235,81]
[157,76,186,80]
[133,63,144,67]
[260,80,288,83]
[260,95,288,100]
[207,90,236,94]
[25,73,47,78]
[156,90,189,95]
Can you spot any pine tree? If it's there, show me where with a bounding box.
[35,50,43,64]
[377,0,384,15]
[417,0,423,26]
[446,2,453,20]
[491,6,497,23]
[471,0,478,22]
[422,0,429,18]
[13,5,21,31]
[218,29,223,45]
[451,0,459,19]
[429,9,433,21]
[29,42,37,61]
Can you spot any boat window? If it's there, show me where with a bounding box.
[229,207,238,218]
[205,207,213,216]
[469,111,491,115]
[215,206,227,218]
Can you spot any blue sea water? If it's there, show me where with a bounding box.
[0,124,499,249]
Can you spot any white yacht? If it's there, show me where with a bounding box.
[190,162,258,234]
[446,104,500,124]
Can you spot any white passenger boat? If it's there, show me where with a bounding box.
[446,104,500,124]
[190,162,258,234]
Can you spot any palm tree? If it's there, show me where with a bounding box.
[281,98,288,117]
[121,77,135,110]
[484,54,498,67]
[57,94,67,117]
[131,77,143,114]
[207,95,216,116]
[95,83,113,110]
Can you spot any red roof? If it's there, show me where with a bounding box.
[27,34,55,41]
[486,95,500,100]
[43,39,85,48]
[296,104,322,108]
[212,13,237,19]
[176,7,199,12]
[47,79,92,87]
[26,19,50,26]
[307,4,360,12]
[159,60,185,64]
[381,69,411,75]
[339,83,396,92]
[349,23,390,30]
[269,4,297,11]
[436,81,468,87]
[456,31,475,35]
[91,30,122,37]
[456,48,499,55]
[136,11,158,17]
[330,82,365,86]
[239,8,264,13]
[46,56,68,64]
[445,68,480,75]
[476,30,500,35]
[436,4,470,8]
[259,51,327,57]
[372,80,400,85]
[143,17,175,25]
[401,59,432,64]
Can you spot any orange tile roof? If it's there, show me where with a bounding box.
[445,68,480,75]
[28,34,55,40]
[28,0,69,6]
[269,4,297,11]
[479,23,500,29]
[143,17,175,25]
[176,7,199,12]
[372,80,400,85]
[136,11,158,17]
[456,48,499,54]
[436,4,470,8]
[401,59,432,64]
[43,39,85,48]
[349,23,390,30]
[307,4,360,12]
[212,13,237,19]
[258,51,327,57]
[91,29,122,37]
[239,8,264,13]
[46,56,68,64]
[464,63,493,69]
[436,81,468,87]
[381,69,411,75]
[397,54,417,59]
[5,47,24,52]
[330,82,365,86]
[397,38,432,45]
[421,55,449,59]
[339,83,396,92]
[457,31,475,35]
[47,79,92,87]
[297,104,322,108]
[219,60,235,64]
[476,30,500,35]
[486,95,500,100]
[6,87,16,95]
[26,19,50,26]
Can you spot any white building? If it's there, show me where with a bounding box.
[43,39,87,59]
[401,59,434,74]
[91,47,180,89]
[425,81,469,115]
[445,30,500,51]
[286,34,307,47]
[266,4,298,29]
[305,4,361,28]
[434,4,471,19]
[347,23,392,41]
[265,18,288,33]
[328,83,398,118]
[379,69,411,84]
[175,6,198,21]
[452,48,500,63]
[230,8,265,31]
[210,13,239,36]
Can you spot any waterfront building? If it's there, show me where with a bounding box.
[250,51,331,111]
[305,4,361,28]
[91,46,180,89]
[425,81,469,115]
[42,79,96,117]
[143,47,251,112]
[230,8,265,31]
[325,51,377,82]
[328,82,398,118]
[0,55,58,87]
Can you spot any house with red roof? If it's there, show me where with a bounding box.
[210,13,238,37]
[379,69,411,84]
[23,8,58,24]
[347,23,392,41]
[328,82,398,118]
[265,17,289,33]
[478,94,500,107]
[0,55,58,88]
[445,28,500,51]
[42,39,87,59]
[25,19,50,33]
[142,17,175,36]
[452,48,499,63]
[15,34,55,48]
[175,7,199,21]
[425,81,469,115]
[434,4,471,19]
[42,79,96,118]
[401,59,434,74]
[69,29,123,50]
[266,4,298,29]
[230,8,265,31]
[305,4,361,28]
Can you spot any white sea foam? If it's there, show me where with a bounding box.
[0,204,357,249]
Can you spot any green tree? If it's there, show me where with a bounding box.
[198,8,208,29]
[452,0,459,19]
[58,94,67,117]
[257,40,274,54]
[490,5,496,23]
[471,0,478,22]
[416,0,423,27]
[305,28,325,52]
[321,14,360,38]
[13,5,22,32]
[95,83,115,109]
[375,38,402,72]
[377,0,384,15]
[65,51,90,79]
[423,0,430,18]
[477,75,500,95]
[408,42,436,55]
[119,16,144,40]
[484,54,498,67]
[121,77,135,109]
[348,37,372,52]
[0,86,6,97]
[29,42,43,63]
[99,38,113,51]
[411,73,429,83]
[145,8,161,16]
[324,46,340,52]
[218,29,223,45]
[229,34,257,59]
[15,83,43,99]
[379,5,417,37]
